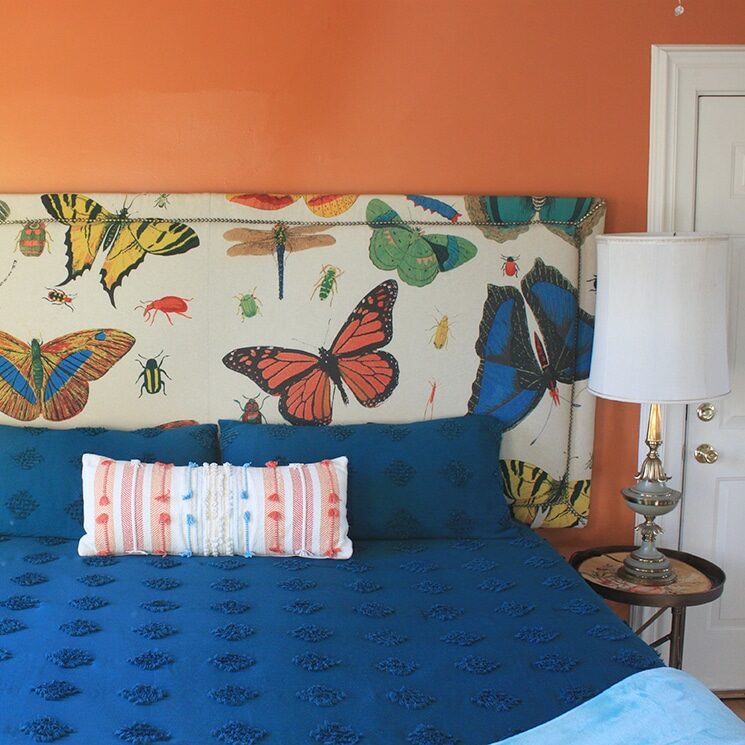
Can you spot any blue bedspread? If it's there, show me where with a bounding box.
[499,667,745,745]
[0,525,662,745]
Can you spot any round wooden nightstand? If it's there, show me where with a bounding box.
[570,545,725,669]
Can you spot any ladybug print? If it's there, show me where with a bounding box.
[501,255,520,278]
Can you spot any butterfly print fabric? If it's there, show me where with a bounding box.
[223,281,399,425]
[0,193,602,527]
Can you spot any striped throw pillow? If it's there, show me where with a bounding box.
[78,455,352,559]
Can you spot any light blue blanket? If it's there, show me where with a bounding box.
[499,667,745,745]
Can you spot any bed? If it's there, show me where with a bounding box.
[0,529,662,744]
[0,193,743,744]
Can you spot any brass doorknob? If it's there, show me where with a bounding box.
[696,403,716,422]
[694,443,719,464]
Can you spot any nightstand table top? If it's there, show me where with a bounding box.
[570,545,725,608]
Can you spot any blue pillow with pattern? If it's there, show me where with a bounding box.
[218,415,511,539]
[0,422,219,539]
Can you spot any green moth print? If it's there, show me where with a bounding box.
[366,199,477,287]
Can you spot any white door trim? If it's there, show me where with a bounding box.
[635,45,745,639]
[649,45,745,234]
[646,44,745,548]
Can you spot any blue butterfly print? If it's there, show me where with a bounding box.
[465,196,602,246]
[468,258,594,431]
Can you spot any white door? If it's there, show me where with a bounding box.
[680,95,745,690]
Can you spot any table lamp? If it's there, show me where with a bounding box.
[588,233,730,585]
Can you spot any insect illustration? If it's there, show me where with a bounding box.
[424,380,437,420]
[137,352,170,397]
[228,193,357,217]
[0,328,134,421]
[235,395,268,424]
[223,280,400,426]
[367,199,477,287]
[468,258,594,431]
[501,255,520,277]
[406,195,461,222]
[158,419,199,430]
[225,223,335,301]
[16,221,51,257]
[45,288,76,311]
[154,193,170,209]
[136,296,192,326]
[0,260,18,288]
[429,311,452,350]
[0,204,19,287]
[465,195,604,247]
[500,459,589,528]
[311,265,343,302]
[235,289,262,320]
[41,193,200,306]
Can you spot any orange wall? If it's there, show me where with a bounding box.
[1,0,744,554]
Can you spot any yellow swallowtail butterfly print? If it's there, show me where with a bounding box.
[500,459,590,529]
[41,194,200,306]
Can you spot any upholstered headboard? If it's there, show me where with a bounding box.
[0,193,604,528]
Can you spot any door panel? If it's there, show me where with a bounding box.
[681,94,745,688]
[713,479,745,620]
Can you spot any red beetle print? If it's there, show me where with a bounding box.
[501,255,520,278]
[135,296,193,326]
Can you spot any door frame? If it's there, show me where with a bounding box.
[634,45,745,642]
[646,44,745,548]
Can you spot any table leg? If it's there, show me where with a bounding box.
[669,606,686,669]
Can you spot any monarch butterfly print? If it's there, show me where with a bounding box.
[223,280,400,425]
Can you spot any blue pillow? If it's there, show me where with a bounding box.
[218,415,511,539]
[0,423,219,539]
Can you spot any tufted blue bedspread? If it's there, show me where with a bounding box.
[0,524,662,745]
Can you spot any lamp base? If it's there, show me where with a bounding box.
[617,403,684,586]
[618,546,676,585]
[619,483,681,587]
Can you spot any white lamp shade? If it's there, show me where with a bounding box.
[588,233,730,404]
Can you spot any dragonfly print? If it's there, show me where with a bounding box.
[224,223,336,300]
